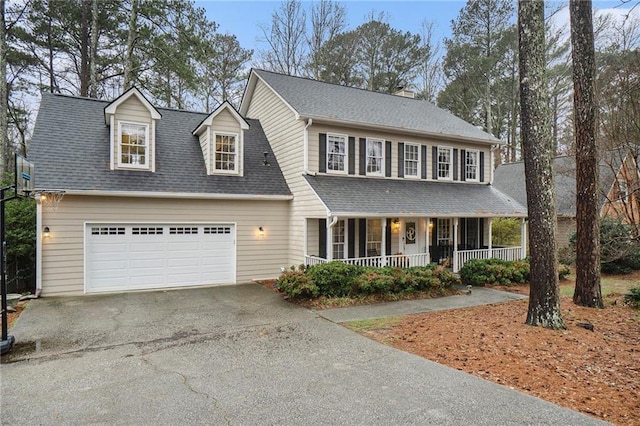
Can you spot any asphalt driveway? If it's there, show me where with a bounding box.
[1,284,605,425]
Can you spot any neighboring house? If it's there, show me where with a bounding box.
[30,70,527,296]
[493,152,639,248]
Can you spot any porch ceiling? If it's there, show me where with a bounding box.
[304,175,527,217]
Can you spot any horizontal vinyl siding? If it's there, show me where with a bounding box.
[246,80,326,267]
[308,123,491,183]
[41,195,290,296]
[211,108,241,134]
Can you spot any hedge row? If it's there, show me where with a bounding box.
[459,258,570,286]
[276,262,460,299]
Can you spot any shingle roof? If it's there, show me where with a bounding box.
[493,155,618,217]
[304,175,526,217]
[248,69,498,144]
[29,93,291,196]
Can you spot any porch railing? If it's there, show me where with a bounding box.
[456,246,523,272]
[304,253,430,268]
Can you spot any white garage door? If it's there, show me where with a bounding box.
[85,223,236,293]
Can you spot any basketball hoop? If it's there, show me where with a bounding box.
[40,191,65,212]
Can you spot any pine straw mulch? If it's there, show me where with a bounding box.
[349,281,640,425]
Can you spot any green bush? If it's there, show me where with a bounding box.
[351,271,395,295]
[305,262,365,297]
[624,287,640,308]
[459,258,530,286]
[276,270,319,299]
[558,264,571,280]
[491,217,522,246]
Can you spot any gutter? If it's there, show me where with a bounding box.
[36,189,293,201]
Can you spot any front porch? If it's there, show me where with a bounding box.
[304,217,526,273]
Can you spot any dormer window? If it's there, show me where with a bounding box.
[214,133,238,173]
[119,122,149,168]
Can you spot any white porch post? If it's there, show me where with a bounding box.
[326,218,333,261]
[381,218,387,266]
[520,218,527,259]
[487,218,493,253]
[425,217,431,263]
[453,218,459,272]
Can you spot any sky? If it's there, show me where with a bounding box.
[194,0,638,58]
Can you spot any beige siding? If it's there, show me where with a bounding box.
[199,132,210,174]
[557,217,576,248]
[113,96,154,169]
[211,108,241,134]
[246,79,326,266]
[308,123,491,183]
[41,195,290,296]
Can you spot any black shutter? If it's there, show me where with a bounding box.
[359,219,367,256]
[385,218,392,255]
[319,133,327,173]
[479,218,485,248]
[348,219,355,258]
[480,152,485,182]
[398,142,405,178]
[432,218,438,247]
[348,137,355,175]
[421,145,427,179]
[453,148,459,181]
[319,219,327,258]
[385,141,392,177]
[460,218,466,249]
[359,138,366,175]
[432,146,438,179]
[460,149,466,182]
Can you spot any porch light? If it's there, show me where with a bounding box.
[428,221,434,230]
[258,226,264,237]
[391,219,400,234]
[43,226,50,238]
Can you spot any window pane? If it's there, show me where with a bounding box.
[215,134,237,171]
[327,135,346,172]
[466,151,478,180]
[333,220,345,259]
[405,144,419,176]
[120,123,147,166]
[367,139,383,174]
[438,147,451,178]
[367,219,382,256]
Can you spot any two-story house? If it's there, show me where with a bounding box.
[30,70,527,296]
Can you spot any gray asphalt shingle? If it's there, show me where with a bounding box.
[29,93,291,196]
[252,69,498,143]
[304,175,526,217]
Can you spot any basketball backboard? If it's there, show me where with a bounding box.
[15,154,35,197]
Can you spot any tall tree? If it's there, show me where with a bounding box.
[571,0,603,308]
[307,0,346,79]
[416,20,442,102]
[518,0,565,329]
[258,0,307,76]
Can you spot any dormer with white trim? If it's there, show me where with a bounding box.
[104,87,161,172]
[192,101,250,176]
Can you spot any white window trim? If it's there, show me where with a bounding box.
[465,149,480,182]
[117,120,150,170]
[404,142,421,179]
[366,137,385,176]
[332,219,347,260]
[437,218,451,246]
[437,146,453,180]
[366,219,383,257]
[212,131,240,175]
[326,133,348,174]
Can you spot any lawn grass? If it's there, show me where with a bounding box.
[559,270,639,297]
[343,317,401,333]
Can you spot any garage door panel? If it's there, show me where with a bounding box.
[86,223,235,293]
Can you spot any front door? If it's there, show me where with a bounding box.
[401,220,420,255]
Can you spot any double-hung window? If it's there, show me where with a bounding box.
[366,138,384,175]
[437,218,451,246]
[404,143,420,177]
[367,219,382,257]
[119,122,149,168]
[333,220,345,259]
[437,146,452,179]
[214,133,238,173]
[465,150,479,181]
[327,134,347,172]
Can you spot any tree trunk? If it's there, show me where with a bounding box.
[124,0,138,89]
[570,0,603,308]
[89,0,98,98]
[518,0,565,329]
[79,0,90,96]
[0,0,7,175]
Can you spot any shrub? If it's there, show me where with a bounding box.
[305,262,365,297]
[624,287,640,309]
[459,258,529,286]
[558,264,571,280]
[351,271,395,295]
[276,270,319,299]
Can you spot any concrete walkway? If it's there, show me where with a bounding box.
[1,284,603,425]
[318,286,527,323]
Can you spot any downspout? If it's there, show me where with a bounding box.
[303,118,312,174]
[35,194,43,297]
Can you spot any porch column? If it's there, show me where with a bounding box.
[425,217,431,263]
[487,218,493,253]
[520,218,527,259]
[453,218,459,272]
[381,218,387,266]
[326,218,334,261]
